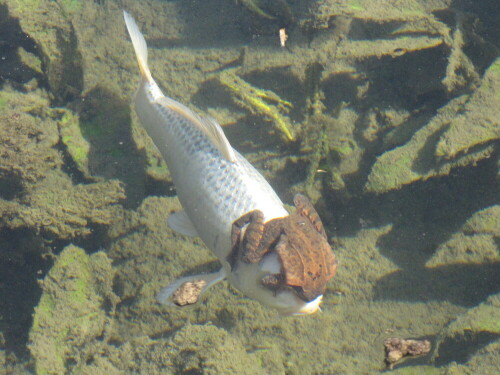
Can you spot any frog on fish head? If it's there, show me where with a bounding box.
[230,194,337,303]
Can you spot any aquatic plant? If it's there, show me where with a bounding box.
[219,68,296,142]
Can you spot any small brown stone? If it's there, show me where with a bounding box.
[384,337,431,369]
[171,279,207,306]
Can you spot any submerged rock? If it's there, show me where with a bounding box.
[436,58,500,158]
[131,324,276,375]
[364,56,498,194]
[29,245,117,375]
[432,293,500,365]
[426,205,500,268]
[5,0,83,103]
[0,170,125,239]
[364,74,497,194]
[0,89,61,191]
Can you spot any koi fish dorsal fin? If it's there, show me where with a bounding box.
[156,96,237,163]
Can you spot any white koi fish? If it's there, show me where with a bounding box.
[124,11,336,315]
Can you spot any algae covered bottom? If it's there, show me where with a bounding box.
[0,0,498,374]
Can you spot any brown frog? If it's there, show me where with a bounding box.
[230,194,337,302]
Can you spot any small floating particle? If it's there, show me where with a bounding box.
[279,28,288,47]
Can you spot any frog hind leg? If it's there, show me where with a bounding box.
[229,210,284,266]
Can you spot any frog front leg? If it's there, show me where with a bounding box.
[230,210,283,265]
[293,193,327,238]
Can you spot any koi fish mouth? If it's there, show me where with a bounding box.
[295,295,323,315]
[279,295,323,316]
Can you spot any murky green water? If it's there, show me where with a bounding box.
[0,0,498,374]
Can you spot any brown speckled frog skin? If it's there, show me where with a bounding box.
[230,194,337,302]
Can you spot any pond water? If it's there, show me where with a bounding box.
[0,1,498,374]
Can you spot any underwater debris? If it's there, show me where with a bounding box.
[218,68,296,142]
[384,337,431,369]
[279,27,288,47]
[29,245,117,375]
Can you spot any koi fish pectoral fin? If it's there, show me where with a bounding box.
[167,210,199,237]
[157,268,227,307]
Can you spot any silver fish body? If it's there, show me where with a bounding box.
[134,79,288,260]
[124,11,322,314]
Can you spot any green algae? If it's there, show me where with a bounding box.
[57,109,91,177]
[365,50,500,193]
[6,0,83,103]
[348,0,365,12]
[1,165,126,239]
[432,293,500,365]
[239,0,276,20]
[59,0,82,14]
[447,341,500,374]
[391,366,443,375]
[312,0,438,25]
[0,0,498,374]
[0,89,61,190]
[158,324,271,374]
[462,205,500,235]
[436,57,500,159]
[29,245,116,375]
[365,94,496,193]
[448,293,500,334]
[298,107,362,201]
[122,324,285,374]
[441,13,480,93]
[17,46,43,75]
[21,171,126,239]
[0,93,10,110]
[426,205,500,268]
[10,0,42,13]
